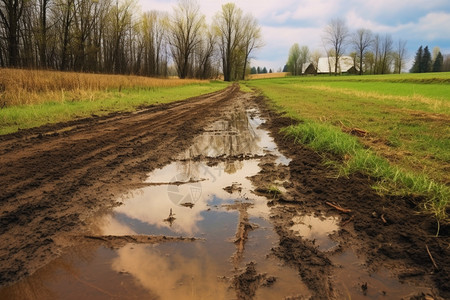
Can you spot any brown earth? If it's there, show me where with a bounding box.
[0,85,449,299]
[0,84,240,286]
[252,95,450,299]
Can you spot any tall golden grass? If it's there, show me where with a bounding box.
[0,68,205,106]
[248,72,288,80]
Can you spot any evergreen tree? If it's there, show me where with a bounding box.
[282,65,288,72]
[257,67,261,74]
[421,46,432,73]
[269,69,273,73]
[262,67,268,73]
[410,46,422,73]
[432,52,443,72]
[250,67,257,74]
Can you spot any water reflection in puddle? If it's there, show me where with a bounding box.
[290,214,339,251]
[332,250,432,299]
[286,210,432,298]
[105,160,265,237]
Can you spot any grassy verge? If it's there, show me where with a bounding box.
[282,122,449,224]
[244,74,449,225]
[0,81,229,135]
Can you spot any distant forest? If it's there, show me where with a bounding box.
[0,0,262,81]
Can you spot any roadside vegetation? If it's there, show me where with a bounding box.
[0,69,229,135]
[245,73,450,227]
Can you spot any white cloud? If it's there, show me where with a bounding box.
[345,10,394,32]
[291,0,338,22]
[344,9,419,35]
[356,0,449,17]
[262,26,324,50]
[412,12,450,41]
[253,25,324,70]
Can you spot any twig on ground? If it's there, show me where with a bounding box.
[326,201,352,213]
[342,216,354,226]
[425,244,439,270]
[381,214,387,224]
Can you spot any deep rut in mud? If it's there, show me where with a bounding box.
[0,85,448,299]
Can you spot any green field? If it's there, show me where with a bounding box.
[244,73,450,224]
[0,81,229,135]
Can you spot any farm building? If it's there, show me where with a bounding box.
[302,63,317,75]
[317,56,358,74]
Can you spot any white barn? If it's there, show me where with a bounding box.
[317,56,358,74]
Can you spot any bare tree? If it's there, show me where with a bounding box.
[167,0,204,79]
[323,18,349,75]
[310,49,322,69]
[72,0,99,71]
[213,3,243,81]
[363,51,375,74]
[379,34,393,74]
[34,0,52,68]
[55,0,76,71]
[351,28,372,75]
[193,25,216,79]
[140,10,168,76]
[0,0,27,66]
[443,54,450,72]
[372,34,380,74]
[393,39,407,74]
[239,13,262,80]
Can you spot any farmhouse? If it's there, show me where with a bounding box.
[302,62,317,75]
[317,56,358,74]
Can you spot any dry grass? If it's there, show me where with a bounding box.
[0,68,205,106]
[307,85,449,112]
[248,72,288,80]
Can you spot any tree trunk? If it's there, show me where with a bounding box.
[359,49,363,75]
[39,0,48,68]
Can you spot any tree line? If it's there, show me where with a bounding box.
[250,66,272,74]
[286,18,448,75]
[410,45,448,73]
[0,0,262,81]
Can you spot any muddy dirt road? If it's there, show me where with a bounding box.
[0,85,448,299]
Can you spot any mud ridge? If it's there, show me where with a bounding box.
[232,262,269,300]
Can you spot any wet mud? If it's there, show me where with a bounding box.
[254,95,449,299]
[0,85,449,299]
[0,85,241,285]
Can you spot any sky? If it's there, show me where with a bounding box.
[138,0,450,72]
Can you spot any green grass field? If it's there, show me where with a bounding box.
[0,81,229,135]
[244,73,450,225]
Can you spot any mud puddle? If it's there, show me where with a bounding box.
[277,202,434,299]
[0,105,308,299]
